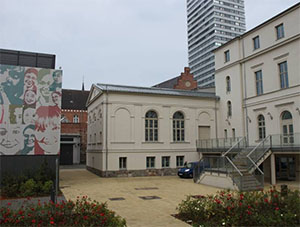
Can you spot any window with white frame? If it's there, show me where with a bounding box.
[146,157,155,168]
[253,36,260,50]
[226,76,231,92]
[255,70,263,95]
[176,156,184,167]
[173,111,185,142]
[258,115,266,140]
[276,24,284,40]
[119,157,127,170]
[227,101,232,117]
[279,61,289,89]
[73,115,79,123]
[224,129,228,139]
[162,156,170,168]
[145,110,158,142]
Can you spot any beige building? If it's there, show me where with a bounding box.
[86,84,218,177]
[196,3,300,190]
[86,3,299,191]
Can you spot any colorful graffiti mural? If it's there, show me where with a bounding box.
[0,64,62,155]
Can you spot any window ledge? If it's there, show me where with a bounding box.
[170,141,190,144]
[111,141,135,144]
[142,142,164,144]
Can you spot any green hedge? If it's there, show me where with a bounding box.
[176,188,300,226]
[0,196,126,227]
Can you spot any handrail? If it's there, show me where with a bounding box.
[225,156,243,176]
[246,135,270,158]
[247,156,264,175]
[222,137,245,157]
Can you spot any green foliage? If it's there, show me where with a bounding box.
[176,188,300,226]
[0,196,126,227]
[1,160,55,198]
[41,180,53,194]
[19,179,37,197]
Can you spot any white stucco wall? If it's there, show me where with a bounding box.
[87,90,217,172]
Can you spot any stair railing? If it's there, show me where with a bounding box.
[193,155,244,189]
[245,136,271,189]
[222,137,247,157]
[247,135,271,165]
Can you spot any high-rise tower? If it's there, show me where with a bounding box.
[187,0,246,87]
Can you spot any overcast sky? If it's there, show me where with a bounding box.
[1,0,299,90]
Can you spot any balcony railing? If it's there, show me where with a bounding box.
[270,133,300,147]
[196,137,244,150]
[196,133,300,151]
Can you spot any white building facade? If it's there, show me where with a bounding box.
[187,0,246,87]
[212,3,300,186]
[86,84,218,177]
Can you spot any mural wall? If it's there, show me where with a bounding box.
[0,64,62,155]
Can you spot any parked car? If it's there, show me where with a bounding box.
[178,160,210,178]
[177,161,198,178]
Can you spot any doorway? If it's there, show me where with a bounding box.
[276,156,296,180]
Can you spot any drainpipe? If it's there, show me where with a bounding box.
[105,85,109,177]
[242,38,249,146]
[215,98,219,139]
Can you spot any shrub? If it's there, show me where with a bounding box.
[41,180,53,194]
[176,187,300,226]
[19,179,37,197]
[0,196,126,227]
[1,160,55,198]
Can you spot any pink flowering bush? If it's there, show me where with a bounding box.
[176,187,300,226]
[0,196,126,226]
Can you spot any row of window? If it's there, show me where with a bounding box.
[119,156,185,170]
[257,111,293,140]
[145,111,185,142]
[225,61,289,96]
[61,114,80,123]
[224,24,285,62]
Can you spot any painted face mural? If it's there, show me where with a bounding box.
[51,91,61,106]
[19,124,35,155]
[24,90,37,106]
[24,68,38,91]
[23,107,36,124]
[50,71,62,92]
[0,125,22,154]
[35,106,61,154]
[0,64,62,155]
[0,67,24,105]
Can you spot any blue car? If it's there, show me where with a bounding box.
[177,162,198,178]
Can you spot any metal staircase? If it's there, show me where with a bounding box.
[195,136,272,191]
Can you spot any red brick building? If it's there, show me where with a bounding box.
[153,67,215,92]
[60,88,89,164]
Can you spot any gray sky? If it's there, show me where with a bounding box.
[1,0,299,90]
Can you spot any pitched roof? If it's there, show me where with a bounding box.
[152,76,179,89]
[62,89,90,110]
[94,83,217,99]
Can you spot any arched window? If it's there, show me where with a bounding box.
[73,115,79,123]
[173,111,185,142]
[227,101,232,117]
[281,111,292,120]
[145,111,158,142]
[226,76,231,92]
[281,111,293,144]
[258,115,266,140]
